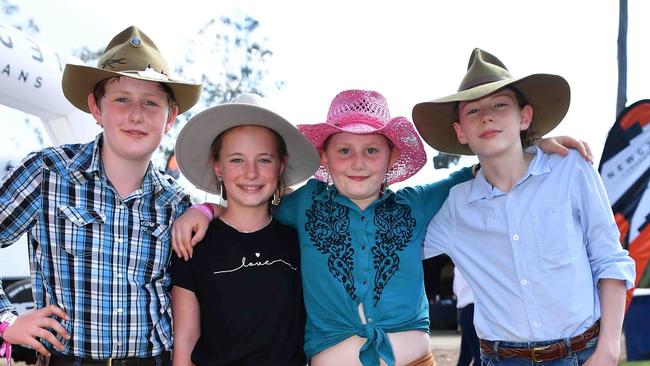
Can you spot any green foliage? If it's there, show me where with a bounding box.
[0,0,39,34]
[155,15,283,171]
[73,46,104,64]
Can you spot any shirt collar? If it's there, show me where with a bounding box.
[467,146,551,203]
[66,134,104,183]
[66,134,174,202]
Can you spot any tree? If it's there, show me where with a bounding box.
[0,0,39,35]
[155,15,283,170]
[73,45,104,64]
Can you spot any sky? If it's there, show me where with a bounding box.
[3,0,650,188]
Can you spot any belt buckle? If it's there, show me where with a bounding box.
[106,358,113,366]
[531,345,550,362]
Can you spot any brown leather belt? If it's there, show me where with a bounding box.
[479,321,600,362]
[48,351,171,366]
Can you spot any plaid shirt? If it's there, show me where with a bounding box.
[0,135,190,358]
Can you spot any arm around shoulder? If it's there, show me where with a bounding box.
[407,165,473,223]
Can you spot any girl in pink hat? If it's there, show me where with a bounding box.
[172,89,590,366]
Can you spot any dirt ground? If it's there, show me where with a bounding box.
[430,330,462,366]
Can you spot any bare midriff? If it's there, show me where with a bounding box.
[310,330,430,366]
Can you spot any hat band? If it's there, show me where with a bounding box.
[459,74,511,91]
[330,114,386,129]
[111,67,170,81]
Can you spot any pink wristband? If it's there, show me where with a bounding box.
[189,203,214,220]
[0,321,12,366]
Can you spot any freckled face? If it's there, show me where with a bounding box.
[89,77,177,164]
[321,132,396,209]
[213,125,286,211]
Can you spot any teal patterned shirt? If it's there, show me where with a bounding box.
[275,167,472,366]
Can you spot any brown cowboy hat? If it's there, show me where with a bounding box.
[62,26,202,114]
[412,48,570,155]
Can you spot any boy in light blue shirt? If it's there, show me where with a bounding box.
[413,48,635,366]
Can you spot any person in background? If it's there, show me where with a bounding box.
[0,26,201,366]
[452,268,479,366]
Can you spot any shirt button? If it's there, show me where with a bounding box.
[117,340,123,347]
[533,321,541,327]
[512,234,520,241]
[363,281,368,286]
[520,279,528,286]
[117,308,123,314]
[117,238,123,245]
[361,245,366,250]
[361,216,366,221]
[367,318,373,323]
[117,273,123,279]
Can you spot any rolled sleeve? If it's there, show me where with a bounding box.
[576,159,636,289]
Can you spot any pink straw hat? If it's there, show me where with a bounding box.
[298,89,427,185]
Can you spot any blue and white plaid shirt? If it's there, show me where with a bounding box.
[0,134,190,359]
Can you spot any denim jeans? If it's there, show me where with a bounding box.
[458,304,481,366]
[480,336,598,366]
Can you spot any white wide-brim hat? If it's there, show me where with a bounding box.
[175,93,320,194]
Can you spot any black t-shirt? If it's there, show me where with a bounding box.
[171,218,305,366]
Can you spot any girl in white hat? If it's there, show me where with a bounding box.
[171,93,319,365]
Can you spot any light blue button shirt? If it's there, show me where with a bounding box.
[424,147,635,342]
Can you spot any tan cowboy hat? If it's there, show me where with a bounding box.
[175,93,320,194]
[62,26,202,114]
[412,48,570,155]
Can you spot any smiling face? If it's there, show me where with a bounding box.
[321,132,397,210]
[88,76,178,165]
[453,88,533,159]
[212,125,287,212]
